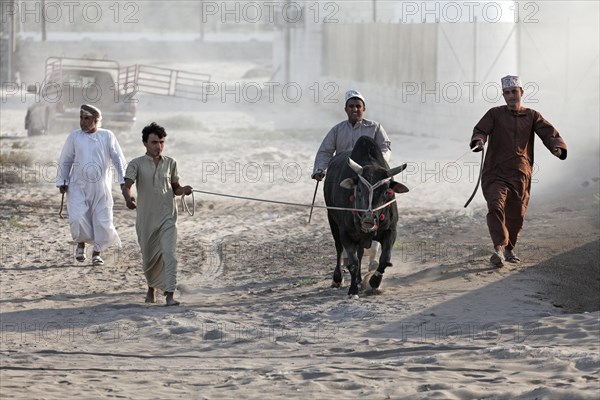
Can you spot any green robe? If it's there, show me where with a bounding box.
[126,154,180,292]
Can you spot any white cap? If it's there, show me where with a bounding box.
[345,89,365,105]
[80,104,102,120]
[501,75,521,89]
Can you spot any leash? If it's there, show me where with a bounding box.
[464,148,484,208]
[180,146,483,217]
[400,147,484,207]
[180,188,398,217]
[409,148,473,191]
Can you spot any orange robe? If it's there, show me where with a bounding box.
[470,106,567,250]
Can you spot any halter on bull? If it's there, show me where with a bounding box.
[324,136,409,299]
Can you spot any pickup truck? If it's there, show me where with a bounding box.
[25,57,137,136]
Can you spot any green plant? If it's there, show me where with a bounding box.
[0,151,33,166]
[9,216,27,229]
[296,278,318,286]
[11,141,27,149]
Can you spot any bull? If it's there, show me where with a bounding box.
[324,136,409,298]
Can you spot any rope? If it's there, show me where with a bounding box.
[180,189,398,217]
[464,148,485,208]
[181,190,196,216]
[179,148,479,216]
[409,147,473,191]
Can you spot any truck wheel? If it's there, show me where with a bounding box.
[27,126,44,136]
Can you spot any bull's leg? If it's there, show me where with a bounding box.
[369,230,396,290]
[332,253,343,288]
[356,246,364,285]
[346,245,360,298]
[329,214,344,288]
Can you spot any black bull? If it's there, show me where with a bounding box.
[324,136,409,297]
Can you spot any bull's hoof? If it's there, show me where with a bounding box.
[332,267,343,287]
[347,285,359,298]
[361,271,375,291]
[368,272,383,289]
[347,294,359,300]
[361,273,384,295]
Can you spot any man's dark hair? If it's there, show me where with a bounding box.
[142,122,167,142]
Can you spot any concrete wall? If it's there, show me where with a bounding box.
[275,1,599,142]
[280,20,517,139]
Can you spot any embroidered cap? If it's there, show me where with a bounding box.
[501,75,522,89]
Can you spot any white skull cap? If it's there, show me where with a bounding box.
[80,104,102,120]
[345,89,365,105]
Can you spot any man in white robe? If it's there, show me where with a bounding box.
[56,104,127,266]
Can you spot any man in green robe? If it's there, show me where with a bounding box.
[122,122,192,306]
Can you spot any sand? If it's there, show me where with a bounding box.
[1,70,599,399]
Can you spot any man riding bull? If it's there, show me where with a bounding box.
[323,136,408,298]
[470,75,568,267]
[312,90,393,270]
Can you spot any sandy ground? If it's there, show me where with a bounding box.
[1,70,599,399]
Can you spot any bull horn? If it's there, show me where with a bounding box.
[347,158,364,175]
[387,163,407,177]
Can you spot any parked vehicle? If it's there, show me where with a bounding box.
[25,57,137,136]
[25,56,212,136]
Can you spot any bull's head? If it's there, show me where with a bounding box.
[340,158,409,233]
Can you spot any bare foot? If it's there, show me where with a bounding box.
[145,287,156,303]
[165,291,180,306]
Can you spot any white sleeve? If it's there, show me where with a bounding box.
[313,126,337,175]
[56,133,75,186]
[375,124,392,162]
[108,131,127,185]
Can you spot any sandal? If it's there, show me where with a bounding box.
[75,247,86,262]
[92,255,104,266]
[490,252,505,268]
[505,250,521,263]
[165,292,180,306]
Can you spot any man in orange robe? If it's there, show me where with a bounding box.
[470,75,567,267]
